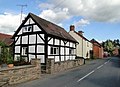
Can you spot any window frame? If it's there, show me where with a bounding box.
[50,47,59,55]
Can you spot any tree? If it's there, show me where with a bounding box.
[103,40,114,54]
[0,41,10,64]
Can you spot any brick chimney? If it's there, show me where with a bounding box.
[70,25,75,31]
[78,31,84,36]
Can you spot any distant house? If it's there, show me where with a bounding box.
[113,47,119,56]
[12,13,77,64]
[0,33,13,54]
[69,25,93,59]
[91,39,103,58]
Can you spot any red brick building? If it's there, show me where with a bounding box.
[91,39,103,58]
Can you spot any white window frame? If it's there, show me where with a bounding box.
[23,25,32,33]
[69,48,74,55]
[22,47,28,55]
[50,47,59,55]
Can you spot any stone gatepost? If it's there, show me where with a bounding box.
[46,58,54,74]
[31,59,41,75]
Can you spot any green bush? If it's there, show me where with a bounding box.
[7,56,13,64]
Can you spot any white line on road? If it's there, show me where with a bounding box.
[77,70,95,82]
[77,59,110,83]
[104,60,110,65]
[104,62,108,64]
[97,64,104,69]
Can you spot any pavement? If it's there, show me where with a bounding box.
[9,57,120,87]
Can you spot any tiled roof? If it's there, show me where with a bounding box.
[30,13,77,43]
[13,13,77,43]
[91,39,102,47]
[0,33,13,46]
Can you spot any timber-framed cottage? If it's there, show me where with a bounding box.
[12,13,77,65]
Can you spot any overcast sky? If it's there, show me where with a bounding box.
[0,0,120,42]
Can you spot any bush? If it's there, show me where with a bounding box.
[7,56,13,64]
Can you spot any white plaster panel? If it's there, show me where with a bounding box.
[66,42,69,46]
[66,56,69,60]
[37,34,44,43]
[15,46,20,53]
[61,47,64,55]
[29,46,35,53]
[61,40,64,46]
[29,18,35,24]
[14,55,20,61]
[37,55,45,63]
[48,46,50,55]
[61,56,64,61]
[22,36,28,44]
[15,37,20,45]
[29,54,35,61]
[18,28,22,35]
[37,45,44,53]
[66,48,69,55]
[25,18,35,25]
[34,25,41,31]
[41,34,44,40]
[55,39,59,45]
[29,35,36,44]
[48,38,53,44]
[70,42,73,47]
[55,56,59,62]
[48,56,54,59]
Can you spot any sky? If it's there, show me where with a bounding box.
[0,0,120,42]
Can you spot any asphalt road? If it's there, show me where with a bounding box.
[12,57,120,87]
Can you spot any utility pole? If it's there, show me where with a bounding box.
[17,4,27,23]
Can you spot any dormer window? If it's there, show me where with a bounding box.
[23,25,32,33]
[28,26,32,31]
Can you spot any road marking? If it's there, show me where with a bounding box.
[104,62,108,64]
[77,59,111,83]
[104,59,110,65]
[97,64,104,69]
[77,70,95,82]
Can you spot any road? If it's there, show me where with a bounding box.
[12,57,120,87]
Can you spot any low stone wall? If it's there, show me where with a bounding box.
[0,59,41,85]
[46,58,84,74]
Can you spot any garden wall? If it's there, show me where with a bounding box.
[46,58,84,74]
[0,59,41,85]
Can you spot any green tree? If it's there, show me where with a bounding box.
[103,40,114,54]
[0,41,10,64]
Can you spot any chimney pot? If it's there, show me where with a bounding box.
[78,31,84,36]
[70,25,75,31]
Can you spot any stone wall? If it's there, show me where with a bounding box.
[46,58,84,74]
[0,59,41,85]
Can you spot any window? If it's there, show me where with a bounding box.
[22,47,28,55]
[23,25,32,32]
[69,48,74,54]
[28,26,32,31]
[50,47,59,55]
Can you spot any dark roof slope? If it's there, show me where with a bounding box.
[13,13,77,43]
[0,33,13,46]
[91,39,102,47]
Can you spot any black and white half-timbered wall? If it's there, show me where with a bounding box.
[12,13,77,65]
